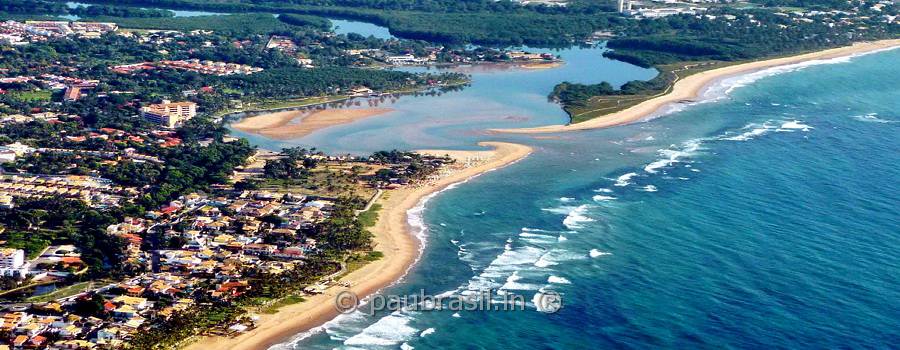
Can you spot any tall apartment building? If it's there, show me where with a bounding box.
[140,100,197,128]
[0,248,26,277]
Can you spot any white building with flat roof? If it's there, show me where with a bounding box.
[140,100,197,128]
[0,248,28,277]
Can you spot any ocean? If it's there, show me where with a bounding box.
[257,42,900,349]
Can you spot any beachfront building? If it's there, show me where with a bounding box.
[140,100,197,128]
[0,248,27,277]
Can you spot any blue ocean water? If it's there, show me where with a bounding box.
[264,46,900,349]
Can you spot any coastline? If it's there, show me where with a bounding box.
[231,108,394,140]
[184,142,533,350]
[493,39,900,134]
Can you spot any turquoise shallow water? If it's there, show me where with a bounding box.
[258,43,900,349]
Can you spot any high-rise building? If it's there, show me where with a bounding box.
[140,100,197,128]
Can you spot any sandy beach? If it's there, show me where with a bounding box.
[493,39,900,134]
[185,142,532,350]
[231,108,393,139]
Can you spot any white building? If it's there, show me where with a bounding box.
[140,100,197,128]
[0,248,28,277]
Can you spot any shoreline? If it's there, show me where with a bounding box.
[184,142,533,350]
[231,108,394,140]
[492,39,900,134]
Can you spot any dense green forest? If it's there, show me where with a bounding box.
[38,0,623,46]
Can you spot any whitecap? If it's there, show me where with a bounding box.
[851,113,896,123]
[639,185,658,192]
[548,275,572,284]
[614,172,638,187]
[592,195,616,202]
[420,328,436,337]
[561,205,595,229]
[343,311,418,347]
[777,120,813,132]
[590,249,612,258]
[535,249,588,268]
[720,121,777,141]
[644,139,703,174]
[594,188,613,193]
[451,312,461,318]
[557,235,567,242]
[559,197,575,202]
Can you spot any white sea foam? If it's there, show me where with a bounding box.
[519,231,558,244]
[851,113,897,123]
[561,204,595,230]
[639,185,658,192]
[777,120,813,132]
[420,328,436,337]
[557,235,567,242]
[614,172,638,187]
[592,195,616,202]
[466,245,544,291]
[401,342,414,350]
[343,311,419,347]
[720,121,777,141]
[559,196,575,202]
[594,188,614,193]
[590,249,612,258]
[644,139,703,174]
[500,271,543,291]
[548,275,572,284]
[535,249,588,268]
[451,312,461,318]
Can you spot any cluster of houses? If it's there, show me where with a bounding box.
[110,60,262,77]
[0,20,117,46]
[0,188,335,348]
[264,36,315,68]
[0,174,131,209]
[0,74,99,102]
[0,285,191,349]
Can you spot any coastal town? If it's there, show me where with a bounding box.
[0,15,477,349]
[0,0,896,348]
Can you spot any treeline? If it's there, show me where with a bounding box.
[0,0,67,15]
[550,71,673,107]
[220,66,458,99]
[46,0,626,46]
[83,14,296,35]
[0,198,128,277]
[277,13,331,31]
[69,5,175,18]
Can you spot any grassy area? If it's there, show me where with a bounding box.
[358,203,381,228]
[339,251,383,279]
[260,294,306,314]
[566,60,728,124]
[26,281,95,303]
[9,90,53,102]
